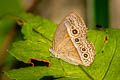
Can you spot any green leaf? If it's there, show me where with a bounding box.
[6,13,120,80]
[16,13,57,41]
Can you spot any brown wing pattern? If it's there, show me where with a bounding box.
[64,12,95,66]
[51,15,82,65]
[50,12,95,66]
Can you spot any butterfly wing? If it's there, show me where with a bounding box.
[50,12,83,65]
[50,12,95,66]
[64,12,95,66]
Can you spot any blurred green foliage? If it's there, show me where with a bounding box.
[0,0,23,17]
[0,0,23,49]
[0,18,14,48]
[0,0,23,80]
[92,0,109,28]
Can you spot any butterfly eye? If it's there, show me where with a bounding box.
[72,29,78,34]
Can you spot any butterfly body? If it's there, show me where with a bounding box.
[50,12,95,66]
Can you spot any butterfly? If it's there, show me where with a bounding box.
[49,12,95,66]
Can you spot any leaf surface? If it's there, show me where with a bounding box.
[6,13,120,80]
